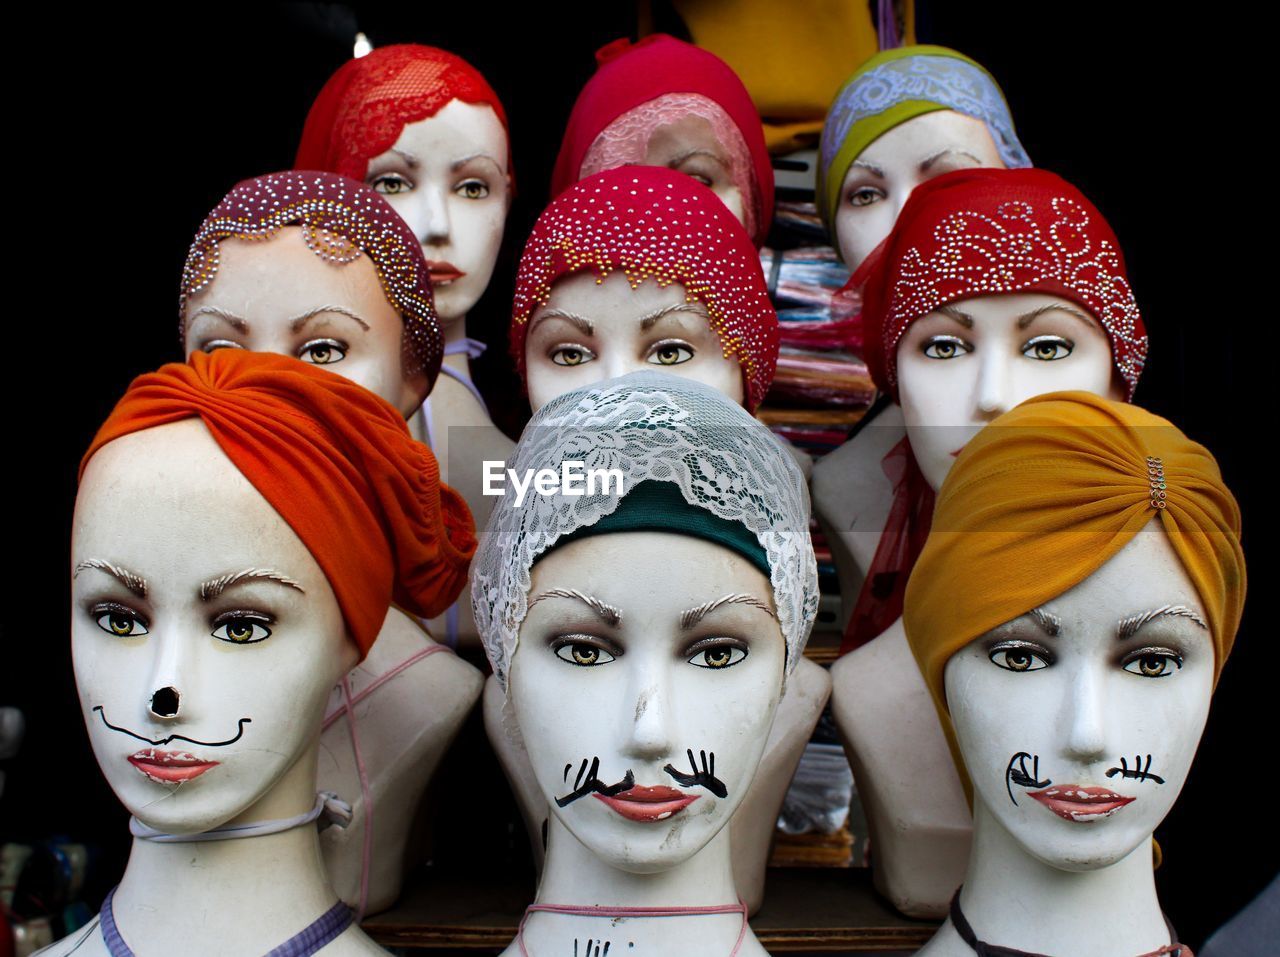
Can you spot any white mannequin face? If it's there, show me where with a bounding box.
[834,110,1004,270]
[510,531,785,873]
[72,420,357,835]
[365,99,510,326]
[897,292,1122,491]
[182,227,427,418]
[642,113,747,227]
[525,272,746,412]
[945,525,1214,871]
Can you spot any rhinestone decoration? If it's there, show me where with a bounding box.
[879,184,1147,399]
[1147,455,1168,509]
[179,170,443,383]
[510,166,780,410]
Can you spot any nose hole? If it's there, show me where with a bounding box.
[150,687,180,718]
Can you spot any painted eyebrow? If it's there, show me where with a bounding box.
[638,302,709,331]
[851,158,886,178]
[667,147,728,169]
[199,568,305,601]
[527,588,621,626]
[529,309,594,336]
[74,559,147,599]
[188,305,249,333]
[936,303,975,329]
[288,304,370,333]
[1016,303,1096,331]
[1028,606,1061,637]
[920,147,984,173]
[1117,605,1207,640]
[389,147,419,168]
[451,152,506,175]
[680,594,776,630]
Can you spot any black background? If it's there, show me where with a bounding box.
[4,2,1269,949]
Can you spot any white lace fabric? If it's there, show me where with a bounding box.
[471,372,818,688]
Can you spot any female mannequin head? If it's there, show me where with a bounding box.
[551,34,773,246]
[857,167,1147,491]
[511,167,779,413]
[904,392,1245,869]
[296,44,512,325]
[73,350,476,835]
[179,171,443,418]
[472,372,817,870]
[818,45,1028,270]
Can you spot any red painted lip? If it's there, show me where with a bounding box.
[1028,785,1134,821]
[425,261,465,284]
[594,785,697,822]
[128,748,219,783]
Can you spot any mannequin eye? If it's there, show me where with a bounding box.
[921,335,972,360]
[647,341,694,366]
[1022,335,1075,361]
[369,173,413,196]
[846,186,886,208]
[550,345,596,367]
[687,642,748,670]
[211,612,273,645]
[680,171,714,187]
[455,178,490,200]
[91,602,149,638]
[200,338,245,354]
[553,639,617,667]
[1122,648,1183,678]
[298,338,347,365]
[988,641,1051,673]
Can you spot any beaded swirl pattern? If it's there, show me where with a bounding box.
[882,195,1147,396]
[510,167,779,411]
[179,171,443,383]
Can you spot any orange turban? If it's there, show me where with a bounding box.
[905,391,1245,727]
[80,350,477,659]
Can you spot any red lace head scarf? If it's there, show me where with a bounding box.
[179,170,444,386]
[81,350,477,660]
[841,167,1148,654]
[510,166,780,412]
[551,34,773,247]
[295,44,513,185]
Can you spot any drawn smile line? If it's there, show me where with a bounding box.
[93,706,251,747]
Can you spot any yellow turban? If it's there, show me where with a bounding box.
[905,391,1245,733]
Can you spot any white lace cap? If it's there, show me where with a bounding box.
[472,371,818,690]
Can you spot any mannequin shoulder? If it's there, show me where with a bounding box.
[810,405,904,517]
[328,923,395,954]
[32,921,108,957]
[829,618,914,718]
[782,657,834,716]
[375,608,484,702]
[914,919,969,956]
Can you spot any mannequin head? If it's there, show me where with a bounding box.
[296,44,513,327]
[511,531,784,871]
[818,45,1028,269]
[551,35,773,246]
[73,420,355,835]
[179,171,444,419]
[904,391,1246,871]
[947,524,1212,869]
[74,351,477,834]
[512,168,779,413]
[856,167,1148,489]
[472,373,818,870]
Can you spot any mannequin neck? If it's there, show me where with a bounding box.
[442,312,471,351]
[958,800,1170,955]
[110,745,342,955]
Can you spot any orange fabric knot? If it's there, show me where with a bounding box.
[81,350,477,659]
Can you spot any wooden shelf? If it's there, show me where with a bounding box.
[364,866,937,953]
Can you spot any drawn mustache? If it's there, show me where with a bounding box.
[555,756,635,807]
[1005,751,1051,805]
[664,749,728,798]
[1106,754,1165,785]
[94,706,251,748]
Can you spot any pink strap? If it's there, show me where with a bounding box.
[322,643,451,920]
[517,900,748,956]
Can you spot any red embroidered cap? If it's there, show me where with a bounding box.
[853,167,1147,400]
[510,166,780,412]
[295,44,513,186]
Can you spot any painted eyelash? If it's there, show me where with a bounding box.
[210,609,275,627]
[89,600,148,627]
[1121,646,1184,670]
[988,638,1055,664]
